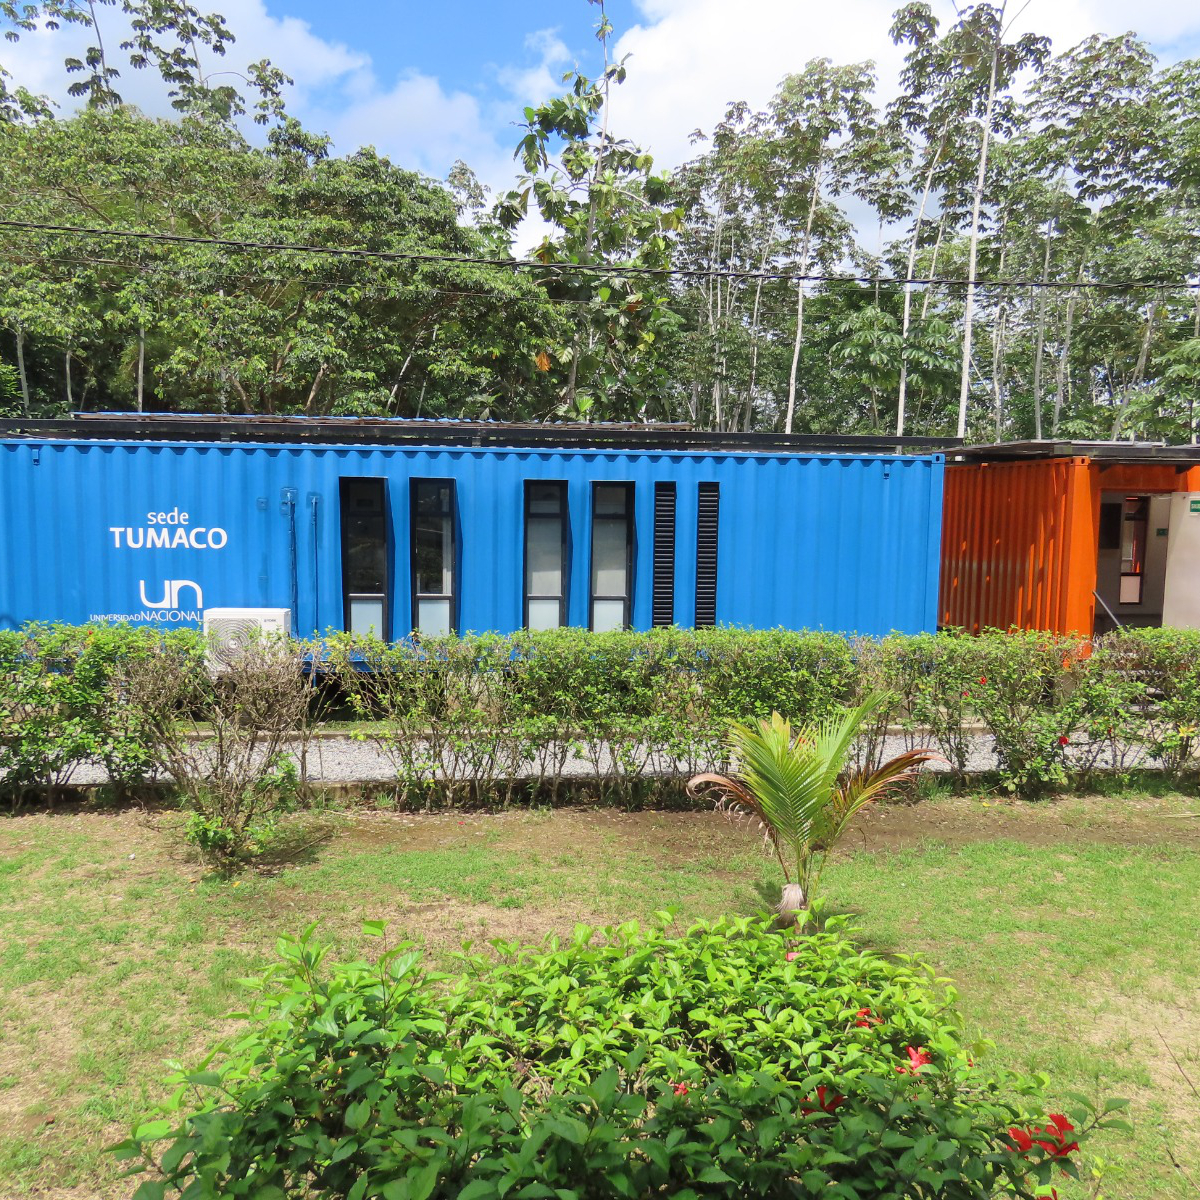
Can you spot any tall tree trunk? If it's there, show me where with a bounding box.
[1110,298,1157,440]
[136,326,145,413]
[1193,292,1200,444]
[785,174,821,435]
[956,12,1004,441]
[897,136,945,437]
[919,215,946,322]
[1031,229,1053,440]
[991,240,1008,440]
[65,348,73,410]
[14,325,30,416]
[1052,260,1085,435]
[305,362,329,416]
[745,271,767,431]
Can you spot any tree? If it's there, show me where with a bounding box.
[891,3,1048,440]
[495,0,681,421]
[688,699,935,920]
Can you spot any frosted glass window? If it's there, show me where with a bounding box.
[524,481,567,629]
[527,598,562,630]
[349,597,385,639]
[417,598,452,637]
[589,482,632,632]
[411,480,456,635]
[595,484,627,515]
[527,519,563,593]
[591,599,626,633]
[340,478,389,641]
[592,520,628,594]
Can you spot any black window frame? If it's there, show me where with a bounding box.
[409,478,458,636]
[523,480,570,630]
[338,476,390,641]
[589,481,635,632]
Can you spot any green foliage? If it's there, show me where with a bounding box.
[5,622,1200,810]
[112,915,1123,1198]
[0,621,199,802]
[689,699,936,908]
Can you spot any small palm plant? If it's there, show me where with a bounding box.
[688,696,937,921]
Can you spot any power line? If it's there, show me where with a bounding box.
[1,216,1198,292]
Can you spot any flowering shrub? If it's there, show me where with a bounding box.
[113,916,1127,1198]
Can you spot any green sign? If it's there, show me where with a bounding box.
[1192,498,1200,514]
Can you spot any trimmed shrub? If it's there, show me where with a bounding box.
[112,916,1123,1199]
[5,621,1200,805]
[0,622,199,802]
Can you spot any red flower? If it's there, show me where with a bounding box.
[1057,735,1070,746]
[1008,1126,1035,1152]
[672,1082,689,1096]
[799,1085,845,1114]
[854,1007,881,1028]
[979,676,987,685]
[1008,1114,1078,1161]
[896,1046,931,1075]
[785,951,800,961]
[1034,1114,1078,1158]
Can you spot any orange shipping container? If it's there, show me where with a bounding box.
[941,447,1200,637]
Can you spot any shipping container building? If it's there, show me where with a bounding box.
[941,441,1200,637]
[0,416,947,639]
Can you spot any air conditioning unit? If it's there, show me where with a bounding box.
[202,607,292,670]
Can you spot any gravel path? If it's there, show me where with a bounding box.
[46,731,1158,787]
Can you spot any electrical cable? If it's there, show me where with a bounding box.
[0,215,1197,291]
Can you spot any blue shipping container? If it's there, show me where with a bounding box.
[0,434,945,636]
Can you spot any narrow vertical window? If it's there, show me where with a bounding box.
[651,482,676,627]
[411,479,456,635]
[525,481,568,629]
[339,478,389,639]
[590,482,633,632]
[695,482,719,627]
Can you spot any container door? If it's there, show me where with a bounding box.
[1163,494,1200,630]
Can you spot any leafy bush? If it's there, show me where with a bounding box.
[0,622,196,803]
[1092,628,1200,776]
[113,633,320,867]
[114,916,1123,1199]
[5,621,1200,807]
[967,632,1089,795]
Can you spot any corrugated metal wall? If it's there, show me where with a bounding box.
[941,458,1095,635]
[0,439,944,637]
[941,458,1200,636]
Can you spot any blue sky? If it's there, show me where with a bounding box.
[12,0,1200,219]
[279,0,642,94]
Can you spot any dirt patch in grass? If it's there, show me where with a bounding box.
[331,793,1200,862]
[1082,982,1200,1164]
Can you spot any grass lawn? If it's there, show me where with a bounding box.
[1,794,1198,1200]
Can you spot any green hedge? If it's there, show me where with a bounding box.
[3,622,1200,803]
[113,915,1120,1198]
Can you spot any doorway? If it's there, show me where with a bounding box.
[1094,493,1171,634]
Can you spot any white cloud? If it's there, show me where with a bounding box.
[10,0,1200,208]
[8,0,366,118]
[495,27,572,104]
[606,0,1200,174]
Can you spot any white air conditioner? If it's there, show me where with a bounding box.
[202,607,292,670]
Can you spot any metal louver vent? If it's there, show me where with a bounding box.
[652,482,676,627]
[695,483,720,627]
